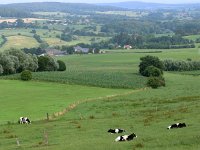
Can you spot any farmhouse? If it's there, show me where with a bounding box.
[124,45,132,49]
[74,46,89,53]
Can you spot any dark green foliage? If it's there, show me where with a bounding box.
[143,66,162,77]
[37,55,58,71]
[57,60,66,71]
[21,70,32,81]
[0,35,7,48]
[15,18,25,28]
[163,59,200,71]
[139,55,163,76]
[33,34,43,43]
[60,33,72,42]
[0,7,32,18]
[22,47,46,55]
[0,64,3,75]
[61,45,75,54]
[147,76,165,89]
[111,33,194,49]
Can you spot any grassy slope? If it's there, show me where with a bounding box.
[0,80,130,124]
[0,48,199,149]
[0,73,199,150]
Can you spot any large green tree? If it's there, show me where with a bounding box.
[139,55,164,76]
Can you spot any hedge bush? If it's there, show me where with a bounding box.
[21,70,32,81]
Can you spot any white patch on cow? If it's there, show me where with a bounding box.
[115,136,121,142]
[115,129,119,133]
[122,135,128,140]
[167,126,171,129]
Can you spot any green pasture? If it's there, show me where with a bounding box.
[184,34,200,41]
[0,28,33,37]
[0,72,199,149]
[0,35,39,51]
[0,80,130,124]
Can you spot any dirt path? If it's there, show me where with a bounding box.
[49,87,148,120]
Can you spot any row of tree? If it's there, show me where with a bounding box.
[111,33,194,49]
[163,59,200,71]
[0,49,66,75]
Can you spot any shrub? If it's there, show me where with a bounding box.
[147,76,165,89]
[57,60,66,71]
[21,70,32,81]
[139,55,163,76]
[143,66,162,77]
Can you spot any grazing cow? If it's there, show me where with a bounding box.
[167,123,186,129]
[18,117,31,124]
[115,133,137,142]
[108,128,125,134]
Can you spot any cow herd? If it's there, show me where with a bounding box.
[108,122,186,142]
[18,117,186,142]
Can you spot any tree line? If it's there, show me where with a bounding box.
[110,33,194,49]
[0,49,66,76]
[163,59,200,71]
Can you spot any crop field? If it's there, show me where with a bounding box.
[3,48,200,89]
[0,28,33,37]
[0,35,39,51]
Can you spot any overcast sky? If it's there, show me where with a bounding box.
[0,0,199,4]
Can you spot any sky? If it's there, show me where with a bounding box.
[0,0,199,4]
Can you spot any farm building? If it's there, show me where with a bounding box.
[45,48,66,56]
[74,46,89,53]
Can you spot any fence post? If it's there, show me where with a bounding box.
[16,138,20,147]
[47,113,49,121]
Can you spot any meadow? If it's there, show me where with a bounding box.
[0,35,39,51]
[0,80,130,125]
[0,48,199,149]
[0,72,199,149]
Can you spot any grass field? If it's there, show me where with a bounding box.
[0,80,130,124]
[0,72,199,149]
[0,48,199,149]
[0,35,39,51]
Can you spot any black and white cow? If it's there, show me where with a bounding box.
[18,117,31,124]
[108,128,125,134]
[167,123,186,129]
[115,133,137,142]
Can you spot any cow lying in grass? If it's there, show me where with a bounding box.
[18,117,31,124]
[115,133,137,142]
[108,128,125,134]
[167,123,186,129]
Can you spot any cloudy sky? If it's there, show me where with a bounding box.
[0,0,199,4]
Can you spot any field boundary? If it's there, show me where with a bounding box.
[49,87,148,120]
